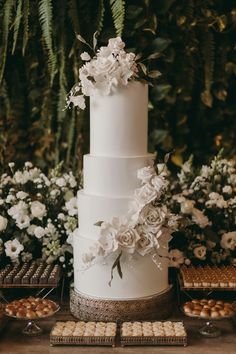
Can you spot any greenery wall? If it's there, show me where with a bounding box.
[0,0,236,174]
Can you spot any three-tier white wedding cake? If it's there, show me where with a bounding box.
[69,37,174,320]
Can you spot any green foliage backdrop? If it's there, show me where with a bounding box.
[0,0,236,174]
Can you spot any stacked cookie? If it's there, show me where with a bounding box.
[183,299,234,318]
[181,265,236,288]
[121,321,186,337]
[51,321,117,337]
[5,297,59,319]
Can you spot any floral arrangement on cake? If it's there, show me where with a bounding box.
[0,162,78,277]
[169,152,236,267]
[82,160,179,283]
[66,36,160,110]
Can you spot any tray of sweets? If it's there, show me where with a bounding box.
[50,321,117,347]
[120,321,187,347]
[179,265,236,291]
[0,262,61,288]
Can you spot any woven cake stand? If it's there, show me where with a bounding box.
[70,285,173,322]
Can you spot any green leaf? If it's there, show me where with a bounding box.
[12,0,23,54]
[94,221,104,227]
[138,62,147,75]
[148,70,161,79]
[93,31,98,51]
[38,0,57,85]
[0,0,14,83]
[126,5,143,20]
[151,37,171,52]
[150,129,168,145]
[109,0,125,36]
[108,252,122,287]
[76,33,87,45]
[68,0,80,34]
[152,84,172,101]
[96,0,105,34]
[147,52,161,60]
[22,0,29,56]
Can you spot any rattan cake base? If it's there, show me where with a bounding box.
[70,285,173,322]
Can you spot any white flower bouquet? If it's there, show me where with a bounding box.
[66,36,161,110]
[82,160,178,282]
[169,151,236,267]
[0,162,78,277]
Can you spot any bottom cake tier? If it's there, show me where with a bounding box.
[70,285,173,322]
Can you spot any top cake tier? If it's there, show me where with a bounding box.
[90,81,148,157]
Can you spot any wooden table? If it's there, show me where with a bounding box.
[0,303,236,354]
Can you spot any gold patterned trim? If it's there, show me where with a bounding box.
[70,285,173,322]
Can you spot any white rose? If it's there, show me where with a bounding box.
[99,223,119,254]
[115,228,140,254]
[108,37,125,50]
[151,175,168,192]
[169,249,184,268]
[134,184,157,206]
[56,177,66,187]
[16,191,28,199]
[180,199,195,214]
[135,225,157,256]
[222,185,232,195]
[16,214,30,229]
[27,224,37,235]
[0,216,8,231]
[34,226,46,239]
[4,238,24,261]
[193,245,207,260]
[192,208,210,229]
[68,94,86,110]
[137,166,155,184]
[80,52,91,61]
[30,201,46,219]
[65,197,77,216]
[139,204,167,232]
[220,232,236,251]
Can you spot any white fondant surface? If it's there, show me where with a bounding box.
[78,190,132,240]
[73,81,169,300]
[83,154,154,197]
[73,231,169,299]
[90,81,148,157]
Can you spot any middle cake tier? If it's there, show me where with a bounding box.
[83,154,154,197]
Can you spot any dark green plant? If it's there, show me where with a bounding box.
[0,0,235,174]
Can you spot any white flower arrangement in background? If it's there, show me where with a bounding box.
[0,162,78,277]
[66,36,160,111]
[82,160,179,281]
[169,151,236,266]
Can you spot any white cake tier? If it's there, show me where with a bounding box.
[78,190,133,240]
[73,231,169,299]
[83,154,154,197]
[90,81,148,157]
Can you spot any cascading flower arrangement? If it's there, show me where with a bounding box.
[81,160,179,283]
[0,162,78,277]
[66,36,161,110]
[169,152,236,267]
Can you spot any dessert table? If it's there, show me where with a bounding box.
[1,302,235,354]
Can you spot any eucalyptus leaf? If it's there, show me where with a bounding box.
[151,37,171,52]
[108,252,122,287]
[93,31,98,50]
[138,62,147,75]
[148,70,161,79]
[94,220,104,227]
[126,5,143,20]
[152,84,172,101]
[76,34,87,44]
[147,52,161,60]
